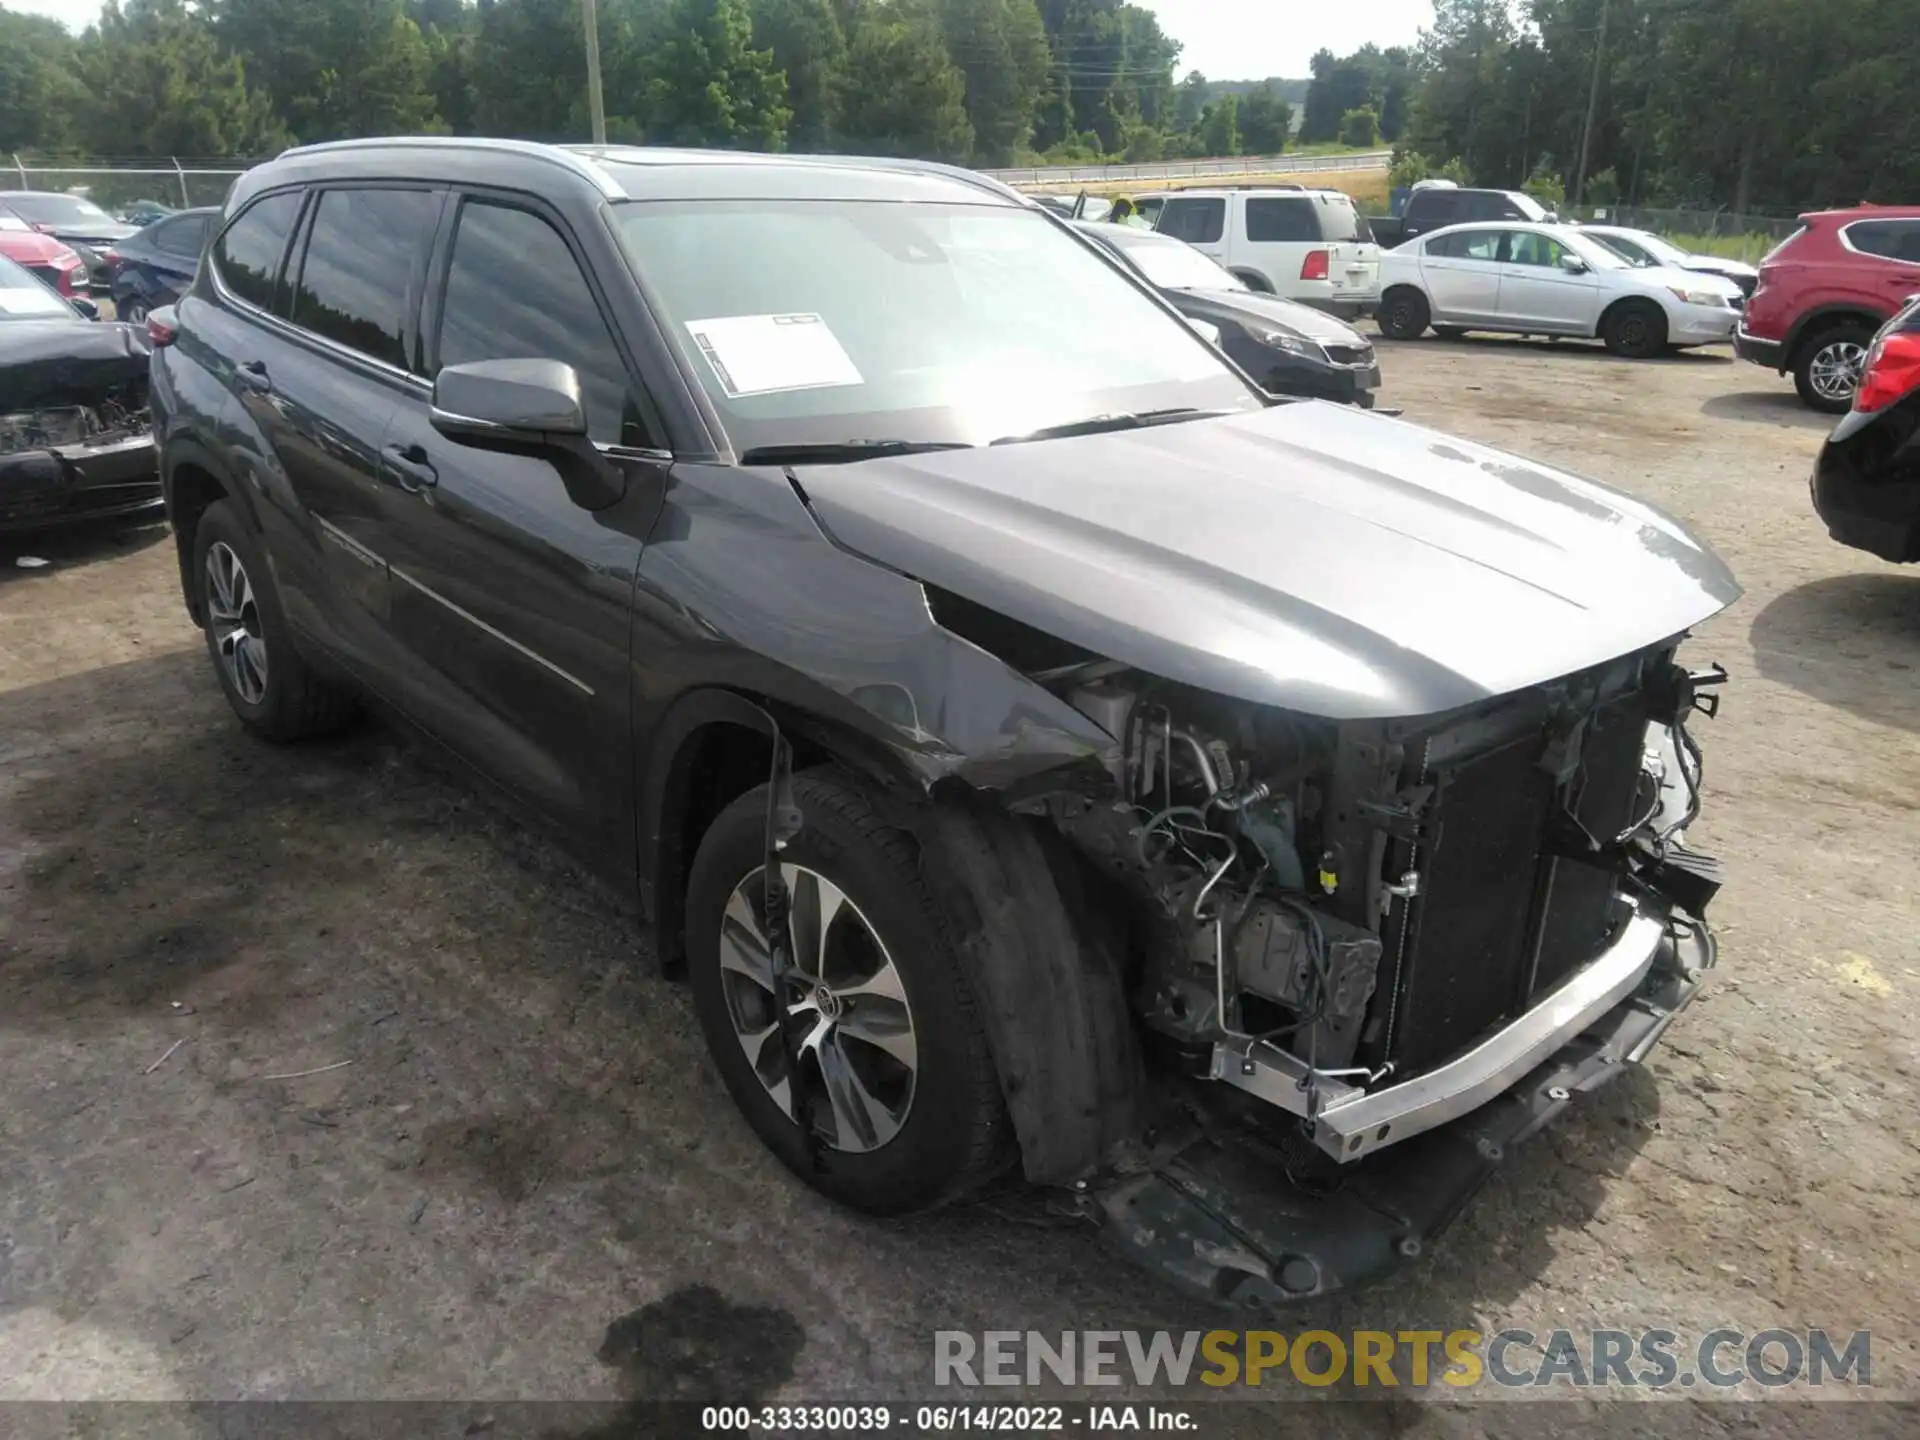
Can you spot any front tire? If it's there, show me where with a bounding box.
[1793,323,1873,414]
[1378,287,1431,341]
[193,500,358,741]
[117,296,149,325]
[1601,300,1669,359]
[686,772,1012,1215]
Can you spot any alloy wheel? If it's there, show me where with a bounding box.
[717,864,918,1153]
[205,541,269,705]
[1809,340,1867,404]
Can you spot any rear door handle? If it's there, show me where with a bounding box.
[382,442,438,493]
[234,360,271,394]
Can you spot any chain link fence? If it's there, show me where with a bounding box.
[7,157,255,212]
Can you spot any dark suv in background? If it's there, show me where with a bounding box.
[152,137,1733,1308]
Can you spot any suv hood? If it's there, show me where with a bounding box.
[795,404,1739,720]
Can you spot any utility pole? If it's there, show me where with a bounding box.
[1572,0,1611,210]
[582,0,608,146]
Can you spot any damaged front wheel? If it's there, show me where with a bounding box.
[685,772,1014,1214]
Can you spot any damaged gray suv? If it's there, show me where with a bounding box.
[151,139,1736,1305]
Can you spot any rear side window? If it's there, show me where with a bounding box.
[1159,197,1226,246]
[436,200,647,447]
[152,213,209,257]
[1468,193,1532,222]
[212,192,301,312]
[1847,220,1920,264]
[1427,229,1504,261]
[288,188,438,369]
[1408,190,1459,224]
[1245,197,1318,243]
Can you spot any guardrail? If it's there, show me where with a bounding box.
[981,150,1393,188]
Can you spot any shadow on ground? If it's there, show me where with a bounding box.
[0,646,1664,1403]
[0,515,169,580]
[1749,571,1920,733]
[1699,390,1834,430]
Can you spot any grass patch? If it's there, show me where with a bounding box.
[1668,232,1780,264]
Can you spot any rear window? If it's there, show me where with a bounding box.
[1316,196,1373,244]
[1760,226,1807,266]
[152,213,210,258]
[1158,197,1226,246]
[1847,220,1920,264]
[1245,197,1318,243]
[288,188,438,369]
[212,191,302,313]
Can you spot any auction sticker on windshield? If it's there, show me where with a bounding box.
[0,286,71,317]
[685,312,864,398]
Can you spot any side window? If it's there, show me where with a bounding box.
[1409,191,1459,225]
[211,192,302,312]
[1159,197,1226,246]
[152,214,206,257]
[436,200,647,447]
[287,188,437,369]
[1427,229,1503,262]
[1244,198,1318,243]
[1850,221,1920,264]
[1506,232,1567,268]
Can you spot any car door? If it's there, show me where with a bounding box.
[375,192,669,864]
[1157,195,1230,270]
[1419,228,1507,321]
[148,211,212,303]
[1495,229,1603,333]
[213,184,443,675]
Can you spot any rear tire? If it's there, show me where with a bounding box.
[1601,300,1669,359]
[193,500,358,741]
[117,296,149,325]
[1793,323,1873,414]
[1379,287,1431,341]
[685,772,1013,1215]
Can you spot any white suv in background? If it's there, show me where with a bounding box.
[1153,187,1382,318]
[1377,221,1744,357]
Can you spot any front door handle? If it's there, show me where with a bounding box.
[234,360,271,394]
[382,442,438,493]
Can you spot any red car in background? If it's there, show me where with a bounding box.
[1735,206,1920,413]
[0,215,90,300]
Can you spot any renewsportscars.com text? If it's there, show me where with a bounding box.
[934,1328,1872,1390]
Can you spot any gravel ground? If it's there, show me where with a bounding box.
[1,333,1916,1430]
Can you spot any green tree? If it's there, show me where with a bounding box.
[1337,105,1379,148]
[1195,92,1238,157]
[937,0,1050,166]
[749,0,847,150]
[837,3,972,161]
[642,0,791,149]
[214,0,441,143]
[77,0,288,157]
[0,8,87,154]
[1237,80,1291,154]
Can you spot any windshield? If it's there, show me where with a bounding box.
[614,199,1260,453]
[1559,230,1632,271]
[1105,233,1245,291]
[5,193,114,226]
[1594,229,1689,267]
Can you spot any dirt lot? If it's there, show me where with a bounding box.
[2,334,1916,1427]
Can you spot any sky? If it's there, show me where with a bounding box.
[11,0,1436,82]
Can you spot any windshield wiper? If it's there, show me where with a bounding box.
[737,439,973,466]
[991,407,1227,446]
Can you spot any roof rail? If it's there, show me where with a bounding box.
[275,135,623,196]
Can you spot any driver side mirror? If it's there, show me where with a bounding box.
[70,296,100,321]
[431,358,624,510]
[1559,253,1590,274]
